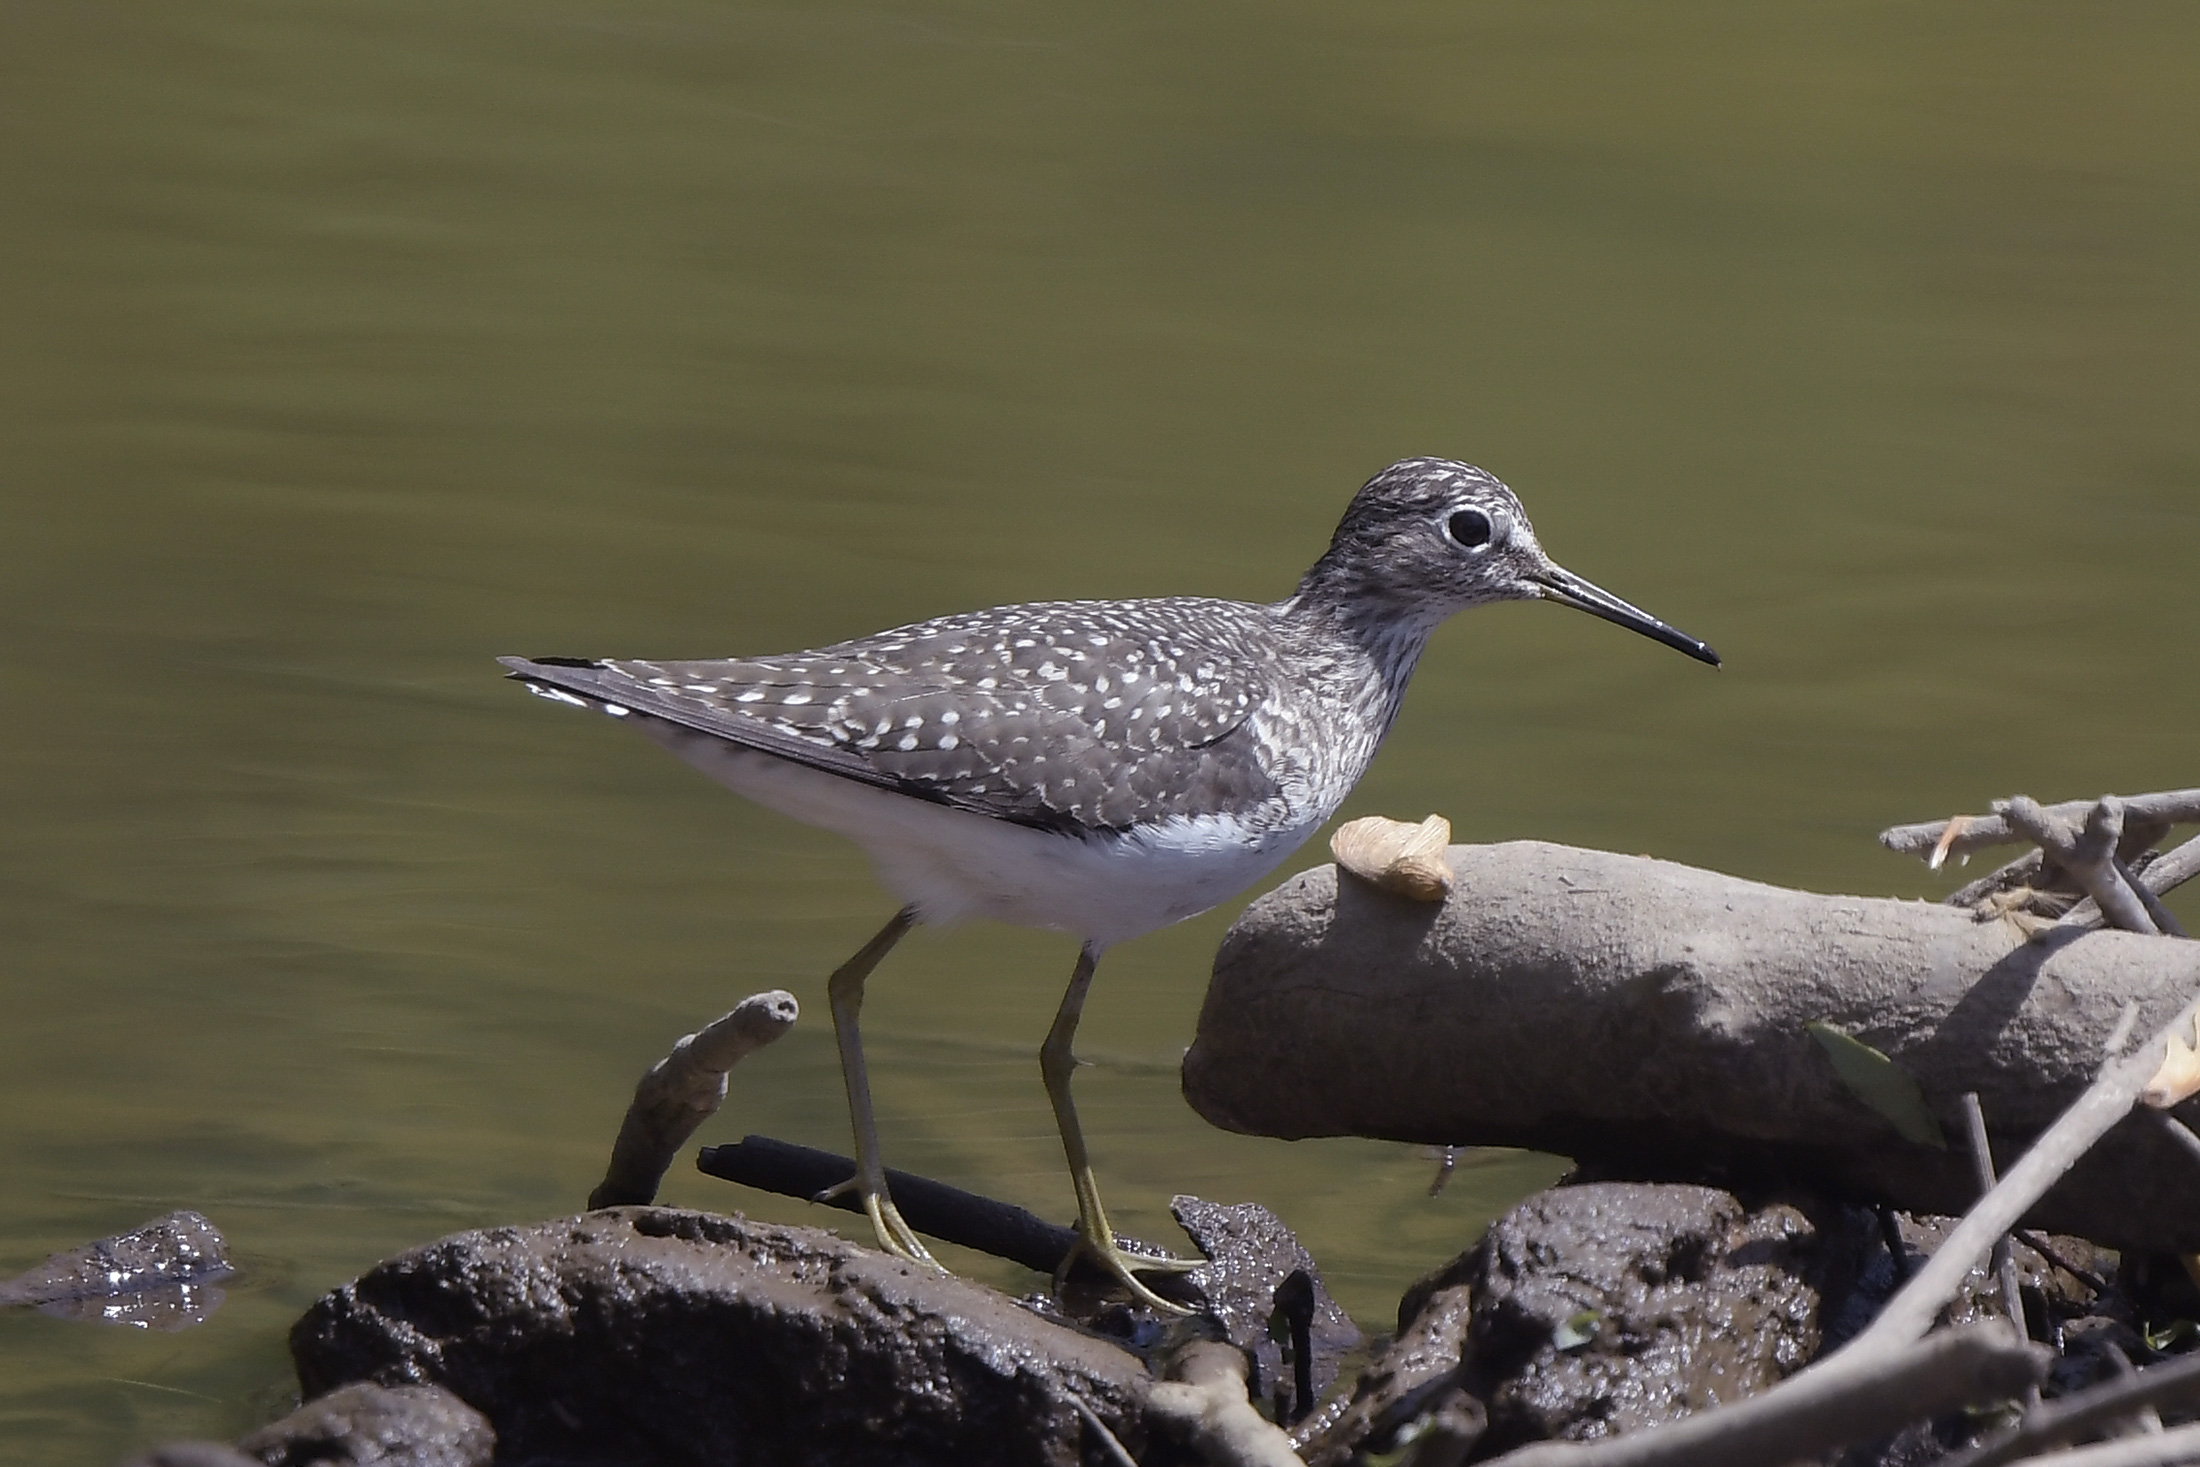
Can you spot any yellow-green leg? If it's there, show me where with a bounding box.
[1041,942,1199,1314]
[814,907,937,1266]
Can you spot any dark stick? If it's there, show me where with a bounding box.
[698,1134,1081,1276]
[2151,1108,2200,1168]
[2011,1230,2108,1297]
[1877,1206,1912,1285]
[1944,847,2047,910]
[1275,1268,1316,1425]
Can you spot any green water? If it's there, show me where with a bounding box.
[3,2,2197,1459]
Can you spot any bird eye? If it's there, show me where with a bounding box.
[1445,508,1494,549]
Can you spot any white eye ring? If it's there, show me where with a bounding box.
[1444,507,1496,550]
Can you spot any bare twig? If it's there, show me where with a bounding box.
[1992,1421,2200,1467]
[2058,834,2200,931]
[2107,1001,2145,1056]
[2119,858,2192,939]
[1960,1092,2030,1350]
[1147,1340,1305,1467]
[1069,1397,1142,1467]
[1840,977,2200,1359]
[2000,797,2159,936]
[2148,833,2200,902]
[1881,789,2200,861]
[588,991,799,1209]
[2102,1341,2170,1437]
[1481,1325,2044,1467]
[1946,846,2048,909]
[2011,1230,2109,1297]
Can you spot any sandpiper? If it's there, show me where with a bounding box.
[503,457,1718,1310]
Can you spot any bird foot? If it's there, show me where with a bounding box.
[812,1176,940,1267]
[1055,1227,1202,1315]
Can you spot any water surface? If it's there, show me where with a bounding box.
[3,2,2197,1459]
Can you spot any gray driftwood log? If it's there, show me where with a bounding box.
[1181,841,2200,1253]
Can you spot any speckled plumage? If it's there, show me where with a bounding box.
[503,457,1716,943]
[504,457,1717,1297]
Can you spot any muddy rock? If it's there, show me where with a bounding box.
[1461,1183,1839,1450]
[1294,1274,1478,1467]
[1297,1181,1861,1462]
[236,1383,493,1467]
[1,1211,232,1329]
[289,1207,1148,1467]
[1170,1195,1361,1414]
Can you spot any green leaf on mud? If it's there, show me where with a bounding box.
[1807,1021,1947,1150]
[2145,1318,2199,1353]
[1552,1309,1602,1351]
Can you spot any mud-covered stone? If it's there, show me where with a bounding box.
[1170,1195,1360,1414]
[1294,1275,1476,1467]
[289,1207,1147,1467]
[235,1383,492,1467]
[0,1210,230,1306]
[1460,1183,1839,1451]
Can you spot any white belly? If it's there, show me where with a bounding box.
[639,720,1321,947]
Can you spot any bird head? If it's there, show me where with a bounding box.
[1298,457,1719,667]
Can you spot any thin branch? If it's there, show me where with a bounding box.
[2102,1342,2170,1437]
[588,991,798,1209]
[1960,1092,2029,1351]
[1881,789,2200,861]
[2149,833,2200,901]
[1992,1421,2200,1467]
[2010,1230,2108,1297]
[2057,834,2200,931]
[1840,975,2200,1359]
[1480,1325,2044,1467]
[2119,858,2191,939]
[1947,847,2049,909]
[2001,797,2158,936]
[1069,1397,1141,1467]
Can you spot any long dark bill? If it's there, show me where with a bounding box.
[1529,565,1721,667]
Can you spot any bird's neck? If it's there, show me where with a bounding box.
[1283,558,1447,675]
[1271,583,1444,743]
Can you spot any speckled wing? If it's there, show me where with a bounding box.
[501,598,1279,834]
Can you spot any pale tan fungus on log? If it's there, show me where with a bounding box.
[1329,814,1453,901]
[2142,1013,2200,1110]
